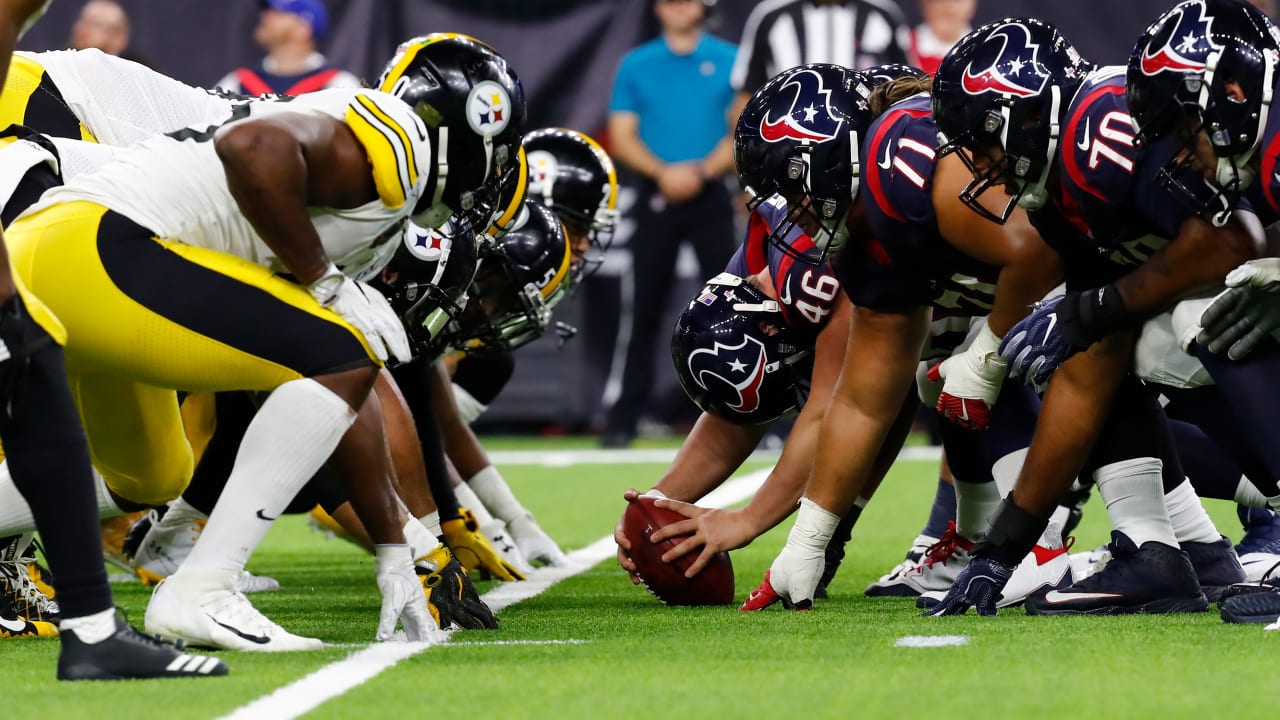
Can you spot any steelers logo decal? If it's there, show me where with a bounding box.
[527,150,559,196]
[467,80,512,136]
[404,225,447,262]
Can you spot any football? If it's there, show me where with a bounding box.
[622,496,735,606]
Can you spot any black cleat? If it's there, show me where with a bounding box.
[1025,531,1207,616]
[1220,589,1280,624]
[57,613,228,681]
[1183,535,1246,602]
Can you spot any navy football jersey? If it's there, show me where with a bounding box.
[725,194,841,351]
[1245,75,1280,226]
[838,92,998,360]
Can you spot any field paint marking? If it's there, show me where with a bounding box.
[440,639,588,647]
[489,445,941,467]
[219,466,773,720]
[894,635,970,648]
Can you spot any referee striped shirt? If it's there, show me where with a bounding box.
[731,0,909,93]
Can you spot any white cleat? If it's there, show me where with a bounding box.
[870,526,972,597]
[134,501,279,593]
[1068,543,1112,582]
[479,519,535,576]
[507,513,567,567]
[145,571,321,652]
[864,534,937,597]
[1237,553,1280,583]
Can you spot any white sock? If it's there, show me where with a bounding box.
[467,466,527,523]
[403,517,435,561]
[180,379,355,579]
[0,463,121,536]
[1094,457,1177,548]
[1235,477,1268,508]
[59,606,117,644]
[419,511,442,538]
[454,481,498,526]
[451,383,488,424]
[1166,478,1221,544]
[954,479,1000,542]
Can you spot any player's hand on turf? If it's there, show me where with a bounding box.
[740,499,837,611]
[651,500,755,578]
[615,489,642,584]
[927,322,1005,430]
[442,511,527,582]
[1198,258,1280,360]
[375,544,435,641]
[308,264,412,365]
[924,555,1017,617]
[418,552,499,630]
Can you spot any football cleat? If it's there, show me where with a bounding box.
[1235,507,1280,581]
[864,535,938,597]
[478,518,535,577]
[417,544,498,630]
[58,613,228,680]
[0,536,60,624]
[1221,588,1280,624]
[442,509,527,581]
[507,512,568,567]
[1183,535,1246,602]
[1067,543,1112,582]
[101,512,147,570]
[133,502,278,593]
[1024,531,1208,615]
[144,571,322,652]
[879,524,973,599]
[0,592,56,639]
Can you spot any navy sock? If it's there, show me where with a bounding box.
[921,478,956,539]
[1169,419,1242,502]
[1194,345,1280,495]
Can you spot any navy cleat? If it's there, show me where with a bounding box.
[1220,588,1280,624]
[58,613,228,681]
[1025,531,1208,616]
[1183,536,1246,602]
[1235,507,1280,581]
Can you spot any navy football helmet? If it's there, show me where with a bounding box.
[933,18,1094,223]
[1127,0,1280,221]
[671,273,812,426]
[734,64,875,262]
[865,63,929,87]
[523,127,619,283]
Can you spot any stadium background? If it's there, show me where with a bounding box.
[18,0,1183,432]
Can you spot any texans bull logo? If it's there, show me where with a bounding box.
[759,68,843,143]
[687,334,770,414]
[1138,0,1218,75]
[961,22,1050,98]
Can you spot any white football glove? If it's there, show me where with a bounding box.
[309,263,412,364]
[375,544,434,641]
[926,321,1005,430]
[508,513,568,567]
[1197,258,1280,360]
[741,498,837,611]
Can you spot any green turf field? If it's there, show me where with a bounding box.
[1,444,1271,719]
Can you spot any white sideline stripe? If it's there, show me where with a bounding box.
[894,635,969,648]
[219,466,773,720]
[440,639,588,647]
[489,445,941,466]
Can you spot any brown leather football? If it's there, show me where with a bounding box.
[622,496,734,606]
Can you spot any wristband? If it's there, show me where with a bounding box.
[307,262,345,306]
[1059,284,1132,349]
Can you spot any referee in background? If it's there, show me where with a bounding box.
[601,0,737,448]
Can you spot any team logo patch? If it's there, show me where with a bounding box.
[1139,0,1218,76]
[687,334,770,414]
[527,149,558,198]
[467,80,511,136]
[961,23,1050,98]
[759,68,844,143]
[404,226,446,261]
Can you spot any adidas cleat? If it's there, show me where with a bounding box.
[145,571,321,652]
[1025,531,1207,616]
[1183,535,1246,602]
[864,535,937,597]
[58,613,228,680]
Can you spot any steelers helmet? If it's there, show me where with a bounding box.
[378,33,527,233]
[522,127,618,282]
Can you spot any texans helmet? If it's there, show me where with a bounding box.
[865,63,929,87]
[734,63,875,262]
[378,33,527,233]
[1127,0,1280,219]
[369,217,482,360]
[451,201,574,352]
[933,18,1094,222]
[523,127,619,283]
[672,273,811,425]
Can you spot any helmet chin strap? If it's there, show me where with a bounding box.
[1015,85,1061,211]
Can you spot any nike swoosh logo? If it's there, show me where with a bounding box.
[1042,589,1123,603]
[212,617,271,645]
[0,616,28,632]
[779,280,793,306]
[255,509,278,522]
[877,141,893,170]
[1273,171,1280,186]
[1042,313,1057,345]
[1076,117,1091,152]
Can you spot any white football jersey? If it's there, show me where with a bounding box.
[31,88,435,280]
[18,49,236,146]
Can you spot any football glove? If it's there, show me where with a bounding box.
[477,517,536,577]
[375,544,434,641]
[739,498,838,611]
[1197,259,1280,360]
[923,554,1017,617]
[417,545,499,630]
[1000,287,1130,388]
[927,321,1005,430]
[508,512,568,567]
[308,263,412,365]
[441,509,527,581]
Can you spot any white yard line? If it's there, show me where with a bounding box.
[218,466,773,720]
[894,635,969,648]
[488,445,941,467]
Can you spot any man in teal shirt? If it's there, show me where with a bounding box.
[603,0,738,448]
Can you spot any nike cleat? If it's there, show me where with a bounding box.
[1235,507,1280,582]
[58,613,228,680]
[1183,535,1246,602]
[0,535,60,624]
[1067,543,1112,583]
[1025,531,1208,616]
[0,597,57,639]
[864,535,938,597]
[134,502,278,593]
[144,571,321,652]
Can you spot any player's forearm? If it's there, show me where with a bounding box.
[653,412,764,502]
[374,370,436,518]
[424,359,490,478]
[330,389,408,545]
[738,402,827,533]
[607,117,664,180]
[987,241,1063,337]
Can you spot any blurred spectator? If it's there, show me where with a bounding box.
[904,0,975,74]
[731,0,908,112]
[1247,0,1277,18]
[70,0,147,65]
[601,0,737,448]
[216,0,358,96]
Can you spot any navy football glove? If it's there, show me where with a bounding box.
[1000,286,1130,388]
[923,555,1018,617]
